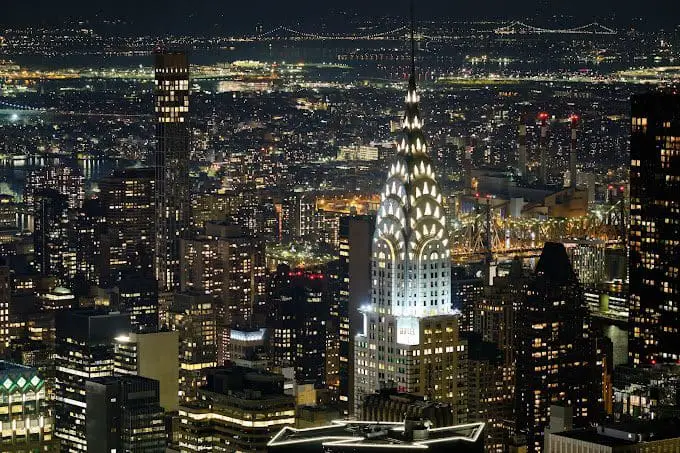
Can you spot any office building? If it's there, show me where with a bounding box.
[629,92,680,365]
[452,265,484,333]
[73,199,106,285]
[154,51,190,292]
[180,222,266,363]
[612,364,680,421]
[113,275,159,333]
[33,189,73,282]
[99,167,156,283]
[86,375,166,452]
[169,292,217,402]
[335,215,374,415]
[354,51,464,417]
[54,310,131,452]
[176,366,295,452]
[269,264,330,387]
[268,420,485,453]
[515,243,602,453]
[337,145,380,161]
[464,333,513,453]
[114,330,180,412]
[545,419,680,453]
[0,361,53,451]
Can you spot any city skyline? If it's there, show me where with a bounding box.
[0,0,678,452]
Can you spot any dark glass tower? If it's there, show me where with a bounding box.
[154,51,190,292]
[515,242,601,453]
[629,92,680,366]
[269,264,330,387]
[54,310,131,452]
[86,375,166,453]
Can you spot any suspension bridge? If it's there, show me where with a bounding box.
[494,21,617,35]
[249,21,617,41]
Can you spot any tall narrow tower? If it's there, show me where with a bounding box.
[518,115,527,179]
[569,114,579,188]
[538,112,549,185]
[154,51,190,292]
[354,7,462,419]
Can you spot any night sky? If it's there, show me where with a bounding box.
[3,0,679,31]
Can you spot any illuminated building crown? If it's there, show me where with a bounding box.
[371,64,451,318]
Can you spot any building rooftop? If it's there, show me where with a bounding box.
[268,420,484,450]
[553,419,680,445]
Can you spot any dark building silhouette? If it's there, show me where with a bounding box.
[515,242,602,453]
[86,375,166,453]
[629,92,680,366]
[114,275,159,333]
[33,189,70,280]
[335,215,374,416]
[54,310,131,452]
[269,264,330,387]
[154,51,190,293]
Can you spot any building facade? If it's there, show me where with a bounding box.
[514,243,602,453]
[0,361,52,451]
[54,310,131,452]
[354,66,460,414]
[86,375,166,452]
[154,51,190,293]
[176,366,295,453]
[629,92,680,365]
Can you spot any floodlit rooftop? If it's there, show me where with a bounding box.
[268,420,484,450]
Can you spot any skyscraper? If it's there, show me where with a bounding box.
[176,366,295,453]
[169,292,217,402]
[113,330,180,412]
[629,91,680,366]
[336,215,374,416]
[99,167,156,284]
[86,375,166,453]
[54,310,131,452]
[0,261,9,354]
[180,222,266,363]
[354,32,461,415]
[154,51,190,293]
[113,275,159,333]
[33,189,73,282]
[269,264,330,387]
[515,243,601,453]
[24,165,84,213]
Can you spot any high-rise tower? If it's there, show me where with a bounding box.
[515,243,602,452]
[354,12,461,417]
[154,51,190,292]
[629,92,680,365]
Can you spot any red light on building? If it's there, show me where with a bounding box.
[538,112,549,121]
